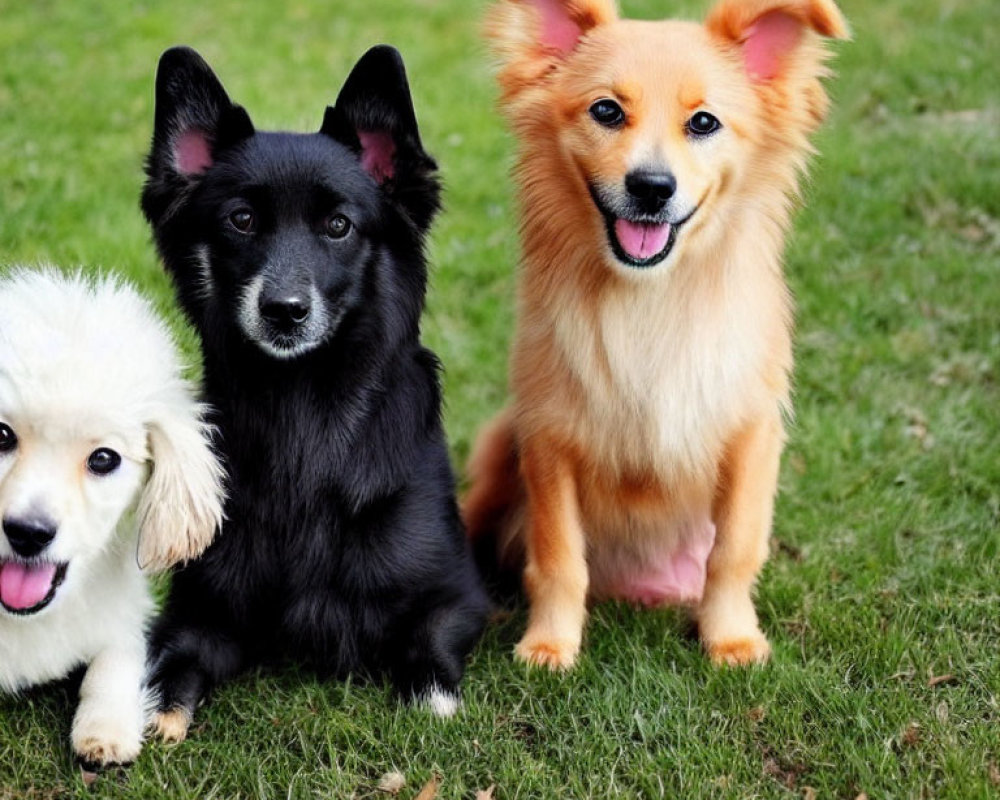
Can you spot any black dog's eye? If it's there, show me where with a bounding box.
[589,99,626,128]
[86,448,121,476]
[0,423,16,454]
[686,111,721,137]
[229,208,255,234]
[324,214,352,240]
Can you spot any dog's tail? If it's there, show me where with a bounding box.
[462,407,525,600]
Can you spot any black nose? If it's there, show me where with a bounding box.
[260,296,311,331]
[625,170,677,209]
[3,517,57,559]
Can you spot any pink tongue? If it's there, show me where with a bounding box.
[614,219,671,260]
[0,561,57,610]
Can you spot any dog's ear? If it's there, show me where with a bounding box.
[145,46,254,184]
[706,0,847,131]
[706,0,848,82]
[136,399,225,573]
[320,45,440,232]
[485,0,618,95]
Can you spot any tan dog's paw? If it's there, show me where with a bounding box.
[72,715,143,766]
[151,707,192,744]
[706,634,771,667]
[515,632,580,670]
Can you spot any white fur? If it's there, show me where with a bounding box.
[193,244,215,302]
[421,685,460,718]
[0,268,224,765]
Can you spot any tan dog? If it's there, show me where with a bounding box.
[464,0,847,669]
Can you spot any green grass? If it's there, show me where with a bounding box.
[1,0,998,796]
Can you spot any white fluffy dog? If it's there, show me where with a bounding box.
[0,269,224,767]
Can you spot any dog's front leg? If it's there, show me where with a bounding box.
[697,411,784,666]
[515,440,588,670]
[71,638,147,767]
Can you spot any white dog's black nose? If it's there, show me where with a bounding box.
[625,170,676,209]
[3,517,57,558]
[260,296,311,331]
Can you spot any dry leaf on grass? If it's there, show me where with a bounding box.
[901,722,921,747]
[413,775,440,800]
[927,673,956,687]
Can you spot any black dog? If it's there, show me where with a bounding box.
[141,45,488,737]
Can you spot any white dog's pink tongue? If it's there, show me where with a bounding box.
[0,561,56,610]
[615,219,671,260]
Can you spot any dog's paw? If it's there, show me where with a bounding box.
[151,707,192,744]
[514,633,579,670]
[72,715,143,767]
[706,634,771,667]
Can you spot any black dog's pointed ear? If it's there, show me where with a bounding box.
[147,46,254,182]
[320,46,441,231]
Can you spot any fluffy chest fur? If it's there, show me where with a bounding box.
[0,542,151,692]
[520,238,790,487]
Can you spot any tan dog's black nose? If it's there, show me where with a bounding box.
[625,170,676,209]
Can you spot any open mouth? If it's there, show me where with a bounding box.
[588,185,695,269]
[0,560,68,615]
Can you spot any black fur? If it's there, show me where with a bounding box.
[141,45,488,717]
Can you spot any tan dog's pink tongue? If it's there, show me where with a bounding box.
[0,562,56,610]
[614,219,671,260]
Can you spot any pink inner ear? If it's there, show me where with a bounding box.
[174,128,213,175]
[534,0,583,54]
[358,130,396,183]
[743,11,803,81]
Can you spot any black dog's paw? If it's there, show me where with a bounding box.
[412,684,461,718]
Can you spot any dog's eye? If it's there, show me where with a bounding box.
[686,111,721,137]
[0,423,16,454]
[589,99,625,128]
[86,448,121,476]
[229,208,255,234]
[324,214,352,240]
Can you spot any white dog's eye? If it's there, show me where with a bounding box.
[0,422,16,454]
[87,447,122,476]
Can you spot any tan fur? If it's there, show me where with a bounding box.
[151,707,192,744]
[136,401,226,572]
[466,0,847,669]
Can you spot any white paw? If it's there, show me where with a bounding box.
[72,710,143,766]
[421,686,460,718]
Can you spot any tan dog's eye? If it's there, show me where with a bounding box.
[686,112,721,137]
[0,422,16,453]
[589,99,625,128]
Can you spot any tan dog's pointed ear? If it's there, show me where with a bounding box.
[486,0,618,101]
[136,399,225,573]
[706,0,849,82]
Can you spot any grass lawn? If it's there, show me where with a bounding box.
[1,0,998,797]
